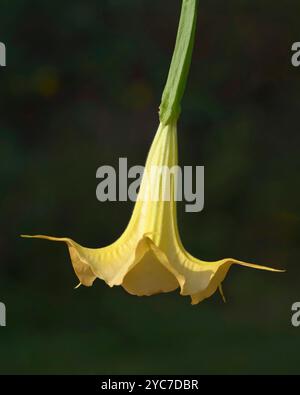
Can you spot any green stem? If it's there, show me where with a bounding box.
[159,0,198,125]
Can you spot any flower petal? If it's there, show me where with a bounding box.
[21,233,143,288]
[122,236,185,296]
[21,235,96,286]
[179,256,284,305]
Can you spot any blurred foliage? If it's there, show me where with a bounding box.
[0,0,300,374]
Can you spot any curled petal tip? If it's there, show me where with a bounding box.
[231,259,285,273]
[219,284,226,303]
[20,234,69,242]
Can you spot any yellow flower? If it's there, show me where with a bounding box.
[22,122,282,304]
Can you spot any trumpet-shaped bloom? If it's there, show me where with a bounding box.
[22,122,281,304]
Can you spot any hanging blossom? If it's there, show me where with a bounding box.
[22,0,283,304]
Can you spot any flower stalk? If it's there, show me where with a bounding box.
[159,0,198,125]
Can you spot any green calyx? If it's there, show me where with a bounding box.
[159,0,198,126]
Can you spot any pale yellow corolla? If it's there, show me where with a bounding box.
[22,122,282,304]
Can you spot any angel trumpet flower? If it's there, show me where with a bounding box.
[22,0,283,304]
[22,121,281,304]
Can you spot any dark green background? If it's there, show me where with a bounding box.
[0,0,300,374]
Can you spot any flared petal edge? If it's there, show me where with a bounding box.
[21,235,284,305]
[187,258,285,305]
